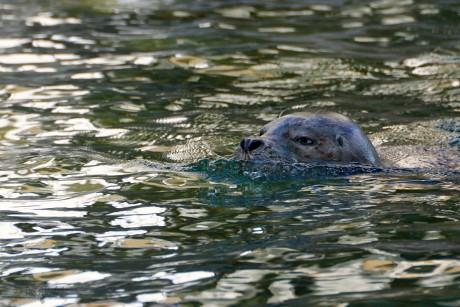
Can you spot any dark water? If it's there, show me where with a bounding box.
[0,0,460,305]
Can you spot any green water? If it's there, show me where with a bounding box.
[0,0,459,305]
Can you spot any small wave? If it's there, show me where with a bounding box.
[184,159,387,182]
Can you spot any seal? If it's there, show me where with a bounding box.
[233,111,383,166]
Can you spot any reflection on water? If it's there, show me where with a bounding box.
[0,0,459,305]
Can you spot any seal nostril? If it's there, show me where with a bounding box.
[240,138,265,153]
[248,140,263,152]
[337,136,344,147]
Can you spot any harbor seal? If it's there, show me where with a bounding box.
[233,112,383,166]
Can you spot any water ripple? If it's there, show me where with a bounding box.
[0,0,459,305]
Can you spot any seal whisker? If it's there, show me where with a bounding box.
[278,109,289,118]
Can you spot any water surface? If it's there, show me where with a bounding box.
[0,0,460,305]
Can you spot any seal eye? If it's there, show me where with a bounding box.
[294,136,316,146]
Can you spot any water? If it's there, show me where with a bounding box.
[0,0,459,305]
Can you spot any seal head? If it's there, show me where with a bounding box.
[233,112,382,166]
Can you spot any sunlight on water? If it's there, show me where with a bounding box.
[0,53,78,64]
[109,206,166,228]
[0,222,24,239]
[26,13,81,27]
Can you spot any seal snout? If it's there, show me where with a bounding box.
[240,138,266,154]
